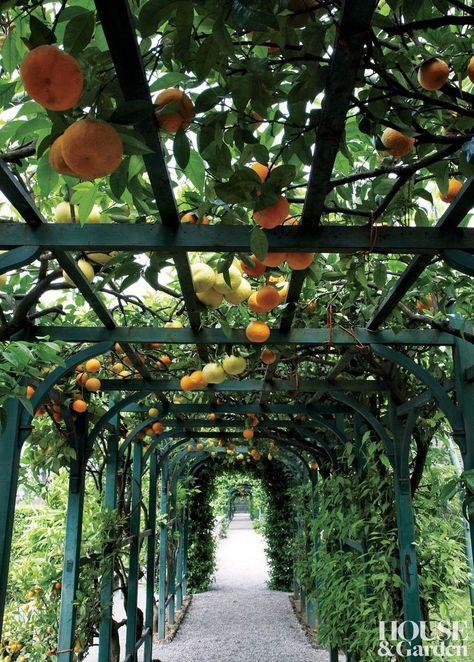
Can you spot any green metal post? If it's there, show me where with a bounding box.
[452,328,474,622]
[176,515,184,610]
[125,443,142,660]
[158,457,169,640]
[57,413,89,662]
[0,399,26,638]
[98,415,119,662]
[389,402,424,661]
[182,509,188,597]
[144,452,158,661]
[168,477,178,627]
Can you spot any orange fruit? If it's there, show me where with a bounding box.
[157,355,172,369]
[437,178,462,203]
[72,399,87,413]
[240,255,266,277]
[84,377,101,392]
[418,58,449,91]
[20,45,83,111]
[187,444,194,452]
[416,294,433,312]
[248,291,267,313]
[243,428,254,440]
[246,320,271,343]
[260,348,277,364]
[253,196,289,229]
[85,358,101,373]
[250,448,261,461]
[251,162,269,182]
[208,413,217,421]
[75,372,89,386]
[49,134,78,177]
[189,370,208,388]
[255,285,281,311]
[152,421,164,434]
[26,385,35,399]
[286,252,315,270]
[181,212,209,224]
[196,442,205,450]
[154,88,195,133]
[283,215,299,225]
[262,252,287,268]
[180,375,194,391]
[53,411,63,422]
[61,119,123,180]
[381,128,415,158]
[468,56,474,84]
[35,408,46,416]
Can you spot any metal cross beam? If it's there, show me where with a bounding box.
[93,0,202,333]
[1,223,473,253]
[25,325,456,345]
[282,0,378,332]
[123,403,350,415]
[98,378,387,393]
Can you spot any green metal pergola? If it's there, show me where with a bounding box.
[0,1,474,661]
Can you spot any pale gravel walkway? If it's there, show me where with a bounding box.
[154,513,335,662]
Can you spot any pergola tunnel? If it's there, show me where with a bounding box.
[0,0,474,661]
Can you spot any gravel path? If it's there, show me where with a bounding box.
[154,513,335,662]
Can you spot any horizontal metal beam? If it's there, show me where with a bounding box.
[124,403,349,415]
[27,325,456,345]
[99,378,386,393]
[2,223,474,254]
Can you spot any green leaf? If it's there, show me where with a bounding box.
[194,35,218,81]
[71,182,98,224]
[429,161,449,195]
[109,100,155,125]
[250,225,268,261]
[173,129,190,169]
[194,87,220,114]
[185,150,206,193]
[373,263,387,289]
[29,15,55,48]
[63,11,95,56]
[266,164,297,191]
[117,131,154,155]
[109,158,130,200]
[36,154,59,196]
[462,469,474,494]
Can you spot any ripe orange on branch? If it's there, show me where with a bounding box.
[260,348,277,365]
[154,88,195,133]
[20,45,83,111]
[240,255,266,277]
[60,119,123,180]
[251,162,269,183]
[437,178,462,203]
[286,252,315,270]
[49,135,78,177]
[262,252,287,268]
[72,399,88,413]
[381,128,415,158]
[246,320,271,343]
[418,58,449,91]
[255,286,281,312]
[468,56,474,84]
[253,196,289,229]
